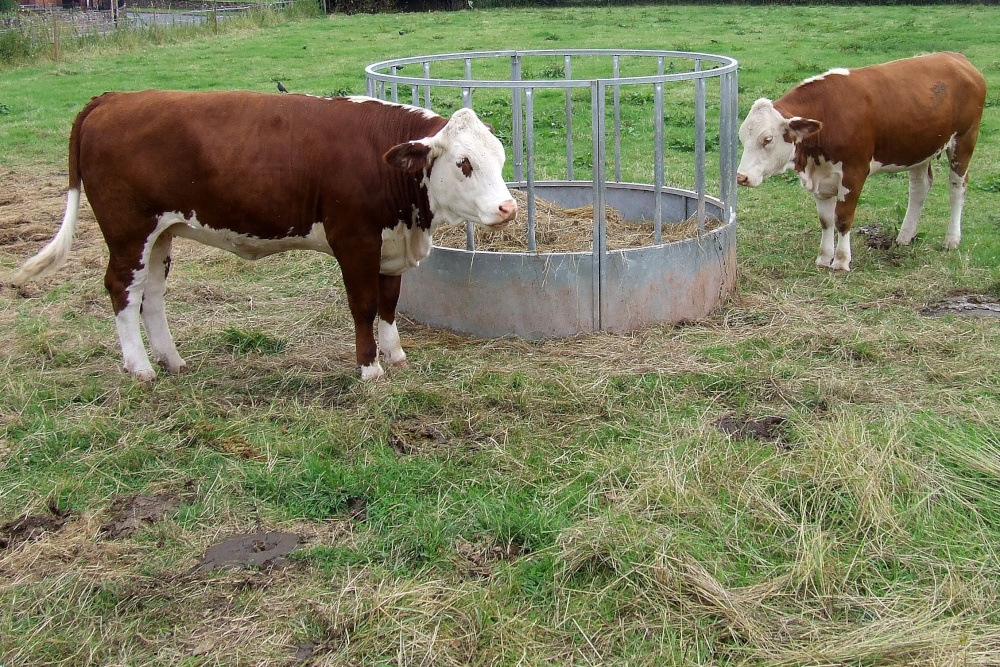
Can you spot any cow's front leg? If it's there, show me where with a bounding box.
[814,195,837,270]
[334,246,383,380]
[378,273,407,368]
[831,184,863,273]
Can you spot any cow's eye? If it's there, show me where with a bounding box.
[457,157,473,177]
[762,136,773,148]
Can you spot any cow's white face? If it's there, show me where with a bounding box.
[737,98,822,187]
[384,107,517,229]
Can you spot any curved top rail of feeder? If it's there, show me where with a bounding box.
[364,49,739,89]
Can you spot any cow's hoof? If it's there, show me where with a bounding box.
[134,369,157,384]
[943,238,960,250]
[895,234,914,246]
[384,352,408,368]
[815,257,834,270]
[158,358,188,374]
[360,361,386,381]
[831,261,851,274]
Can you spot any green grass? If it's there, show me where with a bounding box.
[2,4,1000,666]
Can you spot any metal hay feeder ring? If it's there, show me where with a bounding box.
[365,49,739,338]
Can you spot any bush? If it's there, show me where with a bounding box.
[0,0,15,11]
[0,28,35,65]
[326,0,465,13]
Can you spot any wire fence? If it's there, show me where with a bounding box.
[1,1,290,45]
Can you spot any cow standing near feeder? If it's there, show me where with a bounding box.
[736,52,986,272]
[10,91,517,381]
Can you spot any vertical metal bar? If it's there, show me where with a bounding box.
[592,81,607,331]
[654,81,664,244]
[694,60,706,232]
[511,54,524,183]
[613,54,621,183]
[377,80,386,101]
[423,61,431,109]
[390,66,398,103]
[365,77,374,97]
[728,68,740,224]
[412,85,419,106]
[718,70,733,226]
[462,87,472,109]
[526,88,537,252]
[565,54,574,181]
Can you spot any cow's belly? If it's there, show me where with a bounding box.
[164,212,333,259]
[380,221,432,276]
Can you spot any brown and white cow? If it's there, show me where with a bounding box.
[737,52,986,272]
[10,91,517,381]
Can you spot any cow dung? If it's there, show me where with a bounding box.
[192,532,299,573]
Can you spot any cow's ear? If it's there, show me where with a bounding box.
[787,117,822,141]
[384,141,434,173]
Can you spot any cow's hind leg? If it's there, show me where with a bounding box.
[141,233,187,374]
[896,161,932,246]
[944,130,978,250]
[105,245,156,382]
[378,273,407,368]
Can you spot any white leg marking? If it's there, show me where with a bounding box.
[832,229,852,273]
[360,360,386,381]
[141,235,187,373]
[116,303,155,382]
[945,170,966,250]
[815,197,837,269]
[897,164,931,246]
[378,319,407,366]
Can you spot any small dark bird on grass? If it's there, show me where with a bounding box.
[276,81,288,93]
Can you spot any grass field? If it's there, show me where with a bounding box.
[2,4,1000,665]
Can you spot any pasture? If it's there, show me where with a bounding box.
[2,4,1000,665]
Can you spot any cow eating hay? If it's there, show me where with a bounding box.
[9,91,517,381]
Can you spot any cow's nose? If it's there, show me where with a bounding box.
[736,173,750,187]
[498,199,518,222]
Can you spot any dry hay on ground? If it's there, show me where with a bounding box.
[434,189,723,252]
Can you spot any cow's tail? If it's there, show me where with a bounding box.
[9,97,97,286]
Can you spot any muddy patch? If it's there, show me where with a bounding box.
[192,532,299,573]
[0,502,71,549]
[716,414,791,446]
[921,294,1000,318]
[100,492,181,539]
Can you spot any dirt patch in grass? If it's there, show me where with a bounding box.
[100,492,182,539]
[0,503,71,549]
[921,294,1000,318]
[192,532,300,573]
[716,414,790,446]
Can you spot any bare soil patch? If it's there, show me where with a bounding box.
[192,532,299,573]
[100,492,181,539]
[716,414,790,446]
[0,502,71,549]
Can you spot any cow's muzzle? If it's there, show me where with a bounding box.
[498,199,518,224]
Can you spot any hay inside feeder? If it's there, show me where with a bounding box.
[434,190,723,253]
